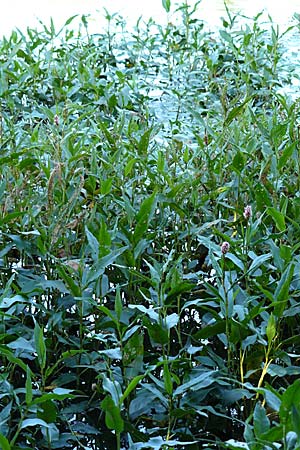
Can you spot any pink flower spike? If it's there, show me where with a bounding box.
[221,241,230,255]
[243,205,252,220]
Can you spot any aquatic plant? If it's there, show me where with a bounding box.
[0,3,299,449]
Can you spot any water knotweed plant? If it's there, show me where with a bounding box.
[0,2,299,449]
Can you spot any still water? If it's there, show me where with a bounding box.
[2,0,300,37]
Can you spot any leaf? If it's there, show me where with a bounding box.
[224,96,253,126]
[253,402,270,438]
[114,286,122,321]
[164,313,179,330]
[101,395,124,433]
[37,400,57,423]
[32,390,75,405]
[57,265,81,297]
[278,143,296,170]
[219,29,233,43]
[143,317,169,345]
[162,0,171,13]
[248,253,272,274]
[102,376,122,406]
[86,246,129,283]
[125,158,137,176]
[0,434,11,450]
[266,313,276,344]
[25,365,33,405]
[7,337,35,353]
[267,207,286,232]
[163,362,173,396]
[0,345,32,374]
[174,370,216,396]
[34,321,46,370]
[120,375,145,404]
[133,191,157,243]
[280,379,300,429]
[21,418,50,429]
[85,226,99,261]
[194,321,226,340]
[138,128,153,154]
[292,404,300,438]
[273,262,295,317]
[99,348,122,360]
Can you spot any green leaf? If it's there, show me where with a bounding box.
[34,321,46,370]
[85,226,99,261]
[32,390,75,405]
[57,265,81,297]
[101,395,124,433]
[25,365,32,405]
[125,158,137,176]
[248,253,272,274]
[86,246,129,284]
[273,263,295,317]
[231,151,245,172]
[292,404,300,438]
[100,178,113,195]
[267,207,286,232]
[120,375,144,404]
[163,361,173,396]
[143,317,169,345]
[266,313,276,344]
[253,402,270,438]
[219,29,233,43]
[224,96,253,125]
[138,127,153,154]
[0,345,32,374]
[133,191,157,243]
[37,400,57,423]
[174,370,216,396]
[0,434,11,450]
[102,376,122,406]
[162,0,171,13]
[280,379,300,430]
[114,287,122,321]
[194,321,226,340]
[278,143,296,170]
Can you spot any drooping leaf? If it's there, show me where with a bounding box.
[101,395,124,433]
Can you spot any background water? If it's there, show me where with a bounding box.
[2,0,300,38]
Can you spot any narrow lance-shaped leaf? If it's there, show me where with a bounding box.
[162,0,171,13]
[273,262,295,317]
[267,207,286,232]
[25,365,33,405]
[101,395,124,433]
[114,286,122,321]
[0,434,11,450]
[120,374,144,404]
[34,321,46,370]
[266,313,276,345]
[163,361,173,396]
[85,226,99,262]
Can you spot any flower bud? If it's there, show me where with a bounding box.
[243,205,252,220]
[54,114,59,126]
[221,241,230,255]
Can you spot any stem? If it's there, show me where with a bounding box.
[116,431,121,450]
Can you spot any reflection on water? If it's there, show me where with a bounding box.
[2,0,300,37]
[199,0,300,26]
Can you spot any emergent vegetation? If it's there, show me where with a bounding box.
[0,1,300,448]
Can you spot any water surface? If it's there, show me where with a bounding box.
[2,0,300,37]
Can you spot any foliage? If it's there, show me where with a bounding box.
[0,2,299,449]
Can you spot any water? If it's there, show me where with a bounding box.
[2,0,300,38]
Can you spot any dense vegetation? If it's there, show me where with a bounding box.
[1,1,300,448]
